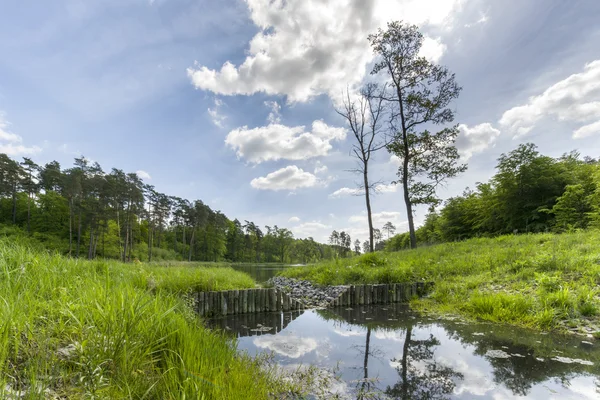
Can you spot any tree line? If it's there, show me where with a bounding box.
[385,144,600,250]
[0,154,336,263]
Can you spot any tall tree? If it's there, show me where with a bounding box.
[20,157,39,233]
[369,21,466,248]
[382,221,396,239]
[337,84,387,252]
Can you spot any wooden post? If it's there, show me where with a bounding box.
[276,290,282,311]
[268,289,275,312]
[196,292,204,316]
[240,290,246,314]
[248,290,254,313]
[220,292,227,316]
[383,284,389,304]
[282,293,288,311]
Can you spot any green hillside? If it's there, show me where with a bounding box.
[282,230,600,335]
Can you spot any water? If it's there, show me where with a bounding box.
[209,304,600,399]
[230,263,302,283]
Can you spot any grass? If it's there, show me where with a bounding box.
[0,239,294,399]
[281,230,600,334]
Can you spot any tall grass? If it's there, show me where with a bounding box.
[282,230,600,332]
[0,239,288,399]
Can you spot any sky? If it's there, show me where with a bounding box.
[1,0,599,243]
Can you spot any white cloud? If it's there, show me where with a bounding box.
[0,114,41,156]
[456,123,501,160]
[313,161,328,175]
[253,335,317,358]
[574,120,600,139]
[328,183,397,198]
[187,0,465,103]
[390,154,402,167]
[136,170,152,180]
[499,60,600,138]
[349,211,405,227]
[207,98,226,128]
[292,221,333,240]
[464,13,488,28]
[264,100,281,124]
[226,120,346,164]
[419,37,447,63]
[250,165,322,191]
[288,216,301,223]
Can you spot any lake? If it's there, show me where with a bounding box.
[230,263,302,283]
[208,303,600,399]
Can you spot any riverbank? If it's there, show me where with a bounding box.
[0,239,297,399]
[281,230,600,337]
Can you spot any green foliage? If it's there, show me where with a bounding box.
[0,238,293,398]
[0,153,338,265]
[283,230,600,333]
[384,145,600,252]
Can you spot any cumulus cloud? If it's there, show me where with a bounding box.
[136,170,152,180]
[188,0,466,103]
[329,183,397,198]
[456,123,501,160]
[207,98,226,128]
[226,120,346,164]
[499,60,600,139]
[288,216,301,223]
[574,120,600,139]
[0,114,41,156]
[250,165,322,191]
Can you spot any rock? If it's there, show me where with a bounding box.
[56,343,78,360]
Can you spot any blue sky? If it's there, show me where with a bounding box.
[1,0,599,242]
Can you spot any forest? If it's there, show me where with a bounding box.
[386,143,600,250]
[0,154,338,264]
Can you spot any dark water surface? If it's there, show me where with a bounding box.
[209,304,600,399]
[230,263,302,283]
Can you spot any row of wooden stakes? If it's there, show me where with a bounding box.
[195,282,430,317]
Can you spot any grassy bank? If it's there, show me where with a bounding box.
[0,239,289,399]
[282,230,600,335]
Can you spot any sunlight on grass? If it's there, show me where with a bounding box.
[282,230,600,333]
[0,239,290,398]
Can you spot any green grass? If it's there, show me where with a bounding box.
[281,230,600,333]
[0,239,292,399]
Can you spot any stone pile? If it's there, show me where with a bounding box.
[268,277,347,308]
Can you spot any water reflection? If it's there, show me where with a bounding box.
[208,304,600,399]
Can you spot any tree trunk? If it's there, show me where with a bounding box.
[364,168,374,252]
[401,325,412,400]
[188,227,196,262]
[68,198,73,257]
[26,191,31,233]
[123,202,130,262]
[11,185,17,225]
[182,226,186,258]
[362,327,371,395]
[76,205,82,257]
[395,83,417,249]
[116,208,123,261]
[402,158,417,248]
[88,225,94,259]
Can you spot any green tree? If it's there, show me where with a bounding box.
[369,21,466,249]
[550,184,590,231]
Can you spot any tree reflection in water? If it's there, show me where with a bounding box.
[385,325,463,400]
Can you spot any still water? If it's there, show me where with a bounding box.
[209,304,600,399]
[230,263,301,283]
